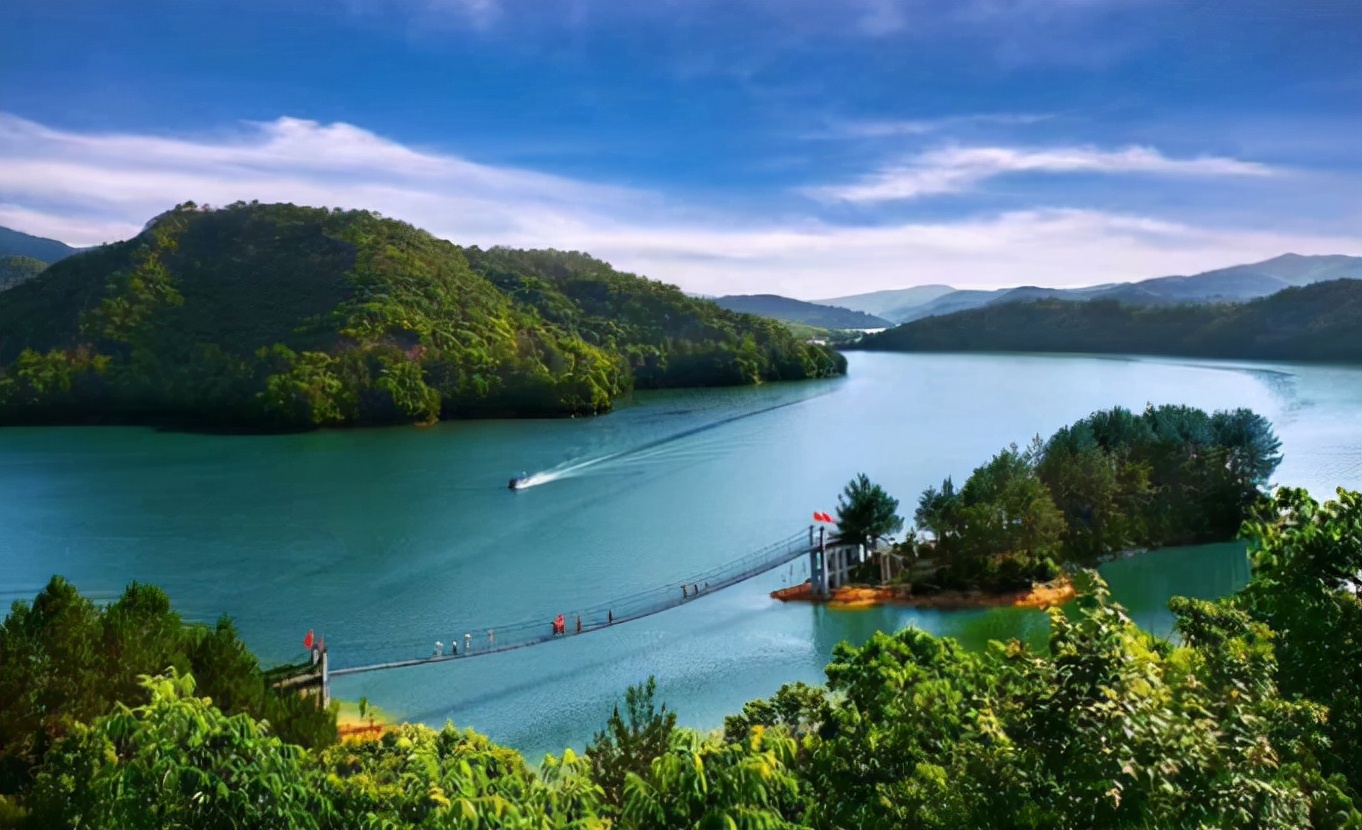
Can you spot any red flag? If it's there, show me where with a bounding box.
[303,629,314,650]
[821,512,836,523]
[812,511,822,522]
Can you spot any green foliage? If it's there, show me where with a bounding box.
[315,723,605,829]
[0,576,335,798]
[722,682,832,745]
[912,405,1281,591]
[760,572,1356,830]
[834,473,904,549]
[857,281,1362,363]
[585,676,677,814]
[0,255,46,291]
[1237,488,1362,799]
[619,728,804,830]
[27,670,324,830]
[0,202,844,430]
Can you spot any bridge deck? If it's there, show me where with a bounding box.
[328,530,815,678]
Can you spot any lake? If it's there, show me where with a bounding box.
[2,351,1360,760]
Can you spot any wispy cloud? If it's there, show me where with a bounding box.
[805,144,1275,203]
[0,113,647,244]
[337,0,503,28]
[0,113,1353,298]
[810,113,1053,139]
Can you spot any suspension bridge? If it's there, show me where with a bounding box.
[276,526,861,705]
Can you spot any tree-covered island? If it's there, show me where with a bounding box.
[815,403,1282,604]
[3,485,1361,828]
[0,202,844,431]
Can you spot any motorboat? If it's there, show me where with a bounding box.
[508,472,530,490]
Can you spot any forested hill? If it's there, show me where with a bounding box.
[855,279,1362,363]
[711,294,890,329]
[0,202,843,430]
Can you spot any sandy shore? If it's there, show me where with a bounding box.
[771,578,1075,610]
[336,699,392,742]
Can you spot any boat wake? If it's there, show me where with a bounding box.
[506,395,820,491]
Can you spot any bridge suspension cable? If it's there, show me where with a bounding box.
[328,529,814,677]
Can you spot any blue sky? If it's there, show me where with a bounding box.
[1,0,1359,296]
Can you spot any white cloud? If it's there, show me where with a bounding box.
[809,113,1053,139]
[0,113,1355,299]
[805,144,1274,203]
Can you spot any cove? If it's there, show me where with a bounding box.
[2,351,1360,761]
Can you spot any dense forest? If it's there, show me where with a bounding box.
[2,486,1360,828]
[0,202,843,430]
[0,256,45,291]
[899,404,1282,591]
[855,279,1362,362]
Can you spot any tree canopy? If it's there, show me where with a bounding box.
[0,202,844,430]
[908,405,1281,591]
[834,473,904,549]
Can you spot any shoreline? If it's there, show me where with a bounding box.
[771,577,1075,610]
[336,699,393,742]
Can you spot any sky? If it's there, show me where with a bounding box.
[1,0,1360,297]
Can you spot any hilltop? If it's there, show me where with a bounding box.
[855,278,1362,363]
[0,202,843,429]
[712,294,889,329]
[0,225,81,263]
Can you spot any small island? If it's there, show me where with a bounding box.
[776,403,1281,609]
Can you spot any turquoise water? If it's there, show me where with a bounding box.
[2,352,1359,759]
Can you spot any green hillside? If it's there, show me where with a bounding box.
[0,202,843,429]
[0,256,47,291]
[855,279,1362,363]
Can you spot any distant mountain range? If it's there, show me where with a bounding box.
[814,285,955,319]
[816,254,1362,324]
[854,278,1362,364]
[713,294,890,329]
[0,226,81,264]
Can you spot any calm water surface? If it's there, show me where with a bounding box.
[2,352,1360,759]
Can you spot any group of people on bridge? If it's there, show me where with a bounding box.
[432,629,496,658]
[429,578,719,658]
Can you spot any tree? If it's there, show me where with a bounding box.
[619,728,803,830]
[955,442,1065,565]
[1237,487,1362,800]
[0,577,335,798]
[27,670,324,830]
[835,473,904,550]
[783,573,1355,829]
[585,676,676,814]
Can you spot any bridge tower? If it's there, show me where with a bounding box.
[808,525,828,599]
